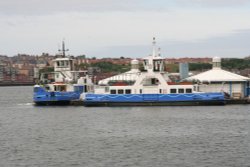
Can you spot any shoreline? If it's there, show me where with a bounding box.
[0,83,34,86]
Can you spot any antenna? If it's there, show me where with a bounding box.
[58,40,69,57]
[152,37,156,57]
[158,47,161,57]
[152,37,156,45]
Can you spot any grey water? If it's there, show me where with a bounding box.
[0,86,250,167]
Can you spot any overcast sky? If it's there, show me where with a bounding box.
[0,0,250,58]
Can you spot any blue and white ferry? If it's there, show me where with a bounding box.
[83,38,225,106]
[33,42,93,105]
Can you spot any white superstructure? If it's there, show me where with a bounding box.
[37,41,93,93]
[94,38,194,95]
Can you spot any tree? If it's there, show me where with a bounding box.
[91,62,130,73]
[76,63,89,70]
[189,63,212,71]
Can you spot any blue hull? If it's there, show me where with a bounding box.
[33,87,81,105]
[83,93,225,106]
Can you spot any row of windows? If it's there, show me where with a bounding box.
[56,61,71,67]
[110,88,192,94]
[110,89,131,94]
[170,88,192,94]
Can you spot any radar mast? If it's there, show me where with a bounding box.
[58,40,69,58]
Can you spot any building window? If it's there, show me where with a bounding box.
[178,88,184,93]
[118,89,124,94]
[170,89,176,93]
[110,90,116,94]
[125,89,131,94]
[186,88,192,93]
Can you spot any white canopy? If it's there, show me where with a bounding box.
[98,70,140,85]
[185,68,250,82]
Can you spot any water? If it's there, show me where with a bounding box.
[0,86,250,167]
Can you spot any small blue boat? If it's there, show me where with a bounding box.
[33,41,93,105]
[34,84,88,105]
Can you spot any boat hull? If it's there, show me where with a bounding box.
[34,100,71,106]
[83,100,225,107]
[83,93,226,107]
[33,86,81,105]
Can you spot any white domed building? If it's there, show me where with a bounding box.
[97,59,140,86]
[185,57,250,98]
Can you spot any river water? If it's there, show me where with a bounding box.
[0,86,249,167]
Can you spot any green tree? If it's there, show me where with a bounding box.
[189,63,212,71]
[222,58,250,70]
[91,62,130,73]
[76,63,89,70]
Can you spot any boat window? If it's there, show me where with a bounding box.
[74,86,84,93]
[142,77,160,86]
[110,90,116,94]
[186,88,192,93]
[57,61,60,67]
[44,85,50,91]
[151,78,159,85]
[140,89,142,94]
[105,87,109,92]
[118,89,124,94]
[178,88,184,93]
[58,85,66,91]
[159,89,162,94]
[125,89,131,94]
[170,89,176,93]
[34,87,40,92]
[153,60,162,72]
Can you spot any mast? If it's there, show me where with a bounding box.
[58,40,69,58]
[158,47,161,57]
[152,37,157,57]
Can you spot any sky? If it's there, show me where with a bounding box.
[0,0,250,58]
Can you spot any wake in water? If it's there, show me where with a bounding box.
[17,103,33,106]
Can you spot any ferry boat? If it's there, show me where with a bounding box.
[33,42,93,105]
[83,38,225,106]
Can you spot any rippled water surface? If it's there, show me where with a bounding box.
[0,86,250,167]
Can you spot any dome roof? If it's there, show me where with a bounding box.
[212,56,221,63]
[131,59,139,64]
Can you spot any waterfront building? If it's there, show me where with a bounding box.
[0,62,4,81]
[179,63,189,80]
[185,57,250,98]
